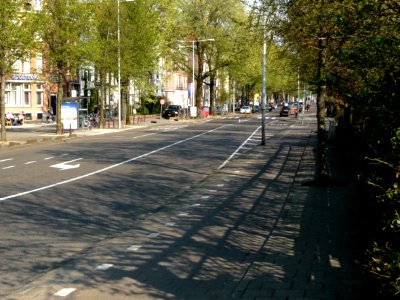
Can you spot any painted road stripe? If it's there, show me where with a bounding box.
[216,127,261,172]
[0,124,231,202]
[148,232,160,238]
[2,166,15,170]
[133,133,157,139]
[0,158,13,163]
[96,263,114,271]
[54,288,76,297]
[127,245,142,251]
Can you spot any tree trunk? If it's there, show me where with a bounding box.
[195,44,204,115]
[209,73,216,115]
[56,71,64,135]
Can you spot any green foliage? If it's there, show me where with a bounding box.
[367,241,400,298]
[137,95,160,115]
[274,0,399,296]
[0,0,41,140]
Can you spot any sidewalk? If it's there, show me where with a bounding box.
[230,118,368,299]
[7,114,369,299]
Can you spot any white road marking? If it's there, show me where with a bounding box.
[54,288,76,297]
[127,245,142,251]
[50,158,82,171]
[178,212,189,216]
[2,166,15,170]
[133,133,157,139]
[96,263,114,271]
[44,156,54,160]
[148,232,160,238]
[24,161,37,165]
[217,126,261,170]
[0,158,13,163]
[165,222,175,226]
[0,125,231,201]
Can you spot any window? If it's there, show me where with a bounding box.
[6,84,18,106]
[24,84,31,106]
[24,92,30,106]
[37,92,42,106]
[36,84,43,106]
[23,56,30,73]
[34,0,42,10]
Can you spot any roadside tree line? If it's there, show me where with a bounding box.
[1,0,297,140]
[260,0,399,297]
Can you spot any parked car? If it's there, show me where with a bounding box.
[215,105,227,115]
[240,106,251,114]
[252,105,259,112]
[280,105,289,117]
[201,106,210,117]
[162,105,182,119]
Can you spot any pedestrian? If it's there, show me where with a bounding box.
[17,111,25,125]
[6,112,16,125]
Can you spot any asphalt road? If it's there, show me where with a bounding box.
[0,112,297,299]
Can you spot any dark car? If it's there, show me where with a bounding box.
[280,105,289,117]
[162,105,182,119]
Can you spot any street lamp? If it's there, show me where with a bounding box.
[117,0,134,129]
[179,38,214,108]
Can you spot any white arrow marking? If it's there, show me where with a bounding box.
[50,158,82,171]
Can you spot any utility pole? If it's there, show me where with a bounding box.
[261,15,267,145]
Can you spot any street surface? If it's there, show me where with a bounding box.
[0,112,317,299]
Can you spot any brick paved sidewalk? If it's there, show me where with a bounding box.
[232,118,368,299]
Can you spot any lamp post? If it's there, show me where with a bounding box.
[186,39,214,108]
[117,0,134,129]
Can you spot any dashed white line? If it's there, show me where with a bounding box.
[0,158,13,163]
[2,166,15,170]
[54,288,76,297]
[133,133,157,139]
[24,161,37,164]
[127,245,142,251]
[148,232,160,238]
[96,263,114,271]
